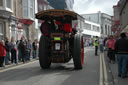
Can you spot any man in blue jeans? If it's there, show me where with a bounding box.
[115,33,128,78]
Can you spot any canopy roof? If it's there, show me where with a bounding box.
[35,9,84,21]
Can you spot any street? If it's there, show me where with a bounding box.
[0,47,127,85]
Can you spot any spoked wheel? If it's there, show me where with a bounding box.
[39,35,51,69]
[72,34,84,69]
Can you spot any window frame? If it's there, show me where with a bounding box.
[0,0,3,7]
[5,0,13,12]
[0,22,4,40]
[22,0,35,19]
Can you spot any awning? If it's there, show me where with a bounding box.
[19,18,34,25]
[17,18,34,29]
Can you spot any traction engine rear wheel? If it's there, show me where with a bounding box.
[39,35,51,69]
[73,34,84,69]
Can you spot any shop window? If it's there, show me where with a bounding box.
[23,27,29,39]
[11,27,17,40]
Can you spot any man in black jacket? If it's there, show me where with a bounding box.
[5,37,11,65]
[115,32,128,78]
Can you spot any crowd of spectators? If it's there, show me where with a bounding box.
[93,33,128,79]
[84,33,128,79]
[0,36,39,67]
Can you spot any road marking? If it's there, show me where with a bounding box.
[102,53,108,85]
[100,53,103,85]
[100,53,108,85]
[0,60,38,73]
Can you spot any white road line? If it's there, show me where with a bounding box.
[0,60,38,73]
[100,53,103,85]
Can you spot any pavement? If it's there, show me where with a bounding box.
[104,51,128,85]
[0,58,38,70]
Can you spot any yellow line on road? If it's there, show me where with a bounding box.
[0,60,38,73]
[102,53,108,85]
[100,53,103,85]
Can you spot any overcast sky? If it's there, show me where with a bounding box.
[73,0,119,15]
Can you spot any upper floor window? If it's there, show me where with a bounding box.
[6,0,12,9]
[22,0,35,19]
[0,0,13,12]
[0,22,4,40]
[23,0,28,17]
[0,0,3,7]
[85,23,91,30]
[93,25,100,32]
[29,0,34,18]
[39,4,43,11]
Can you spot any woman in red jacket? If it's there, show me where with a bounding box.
[0,40,6,67]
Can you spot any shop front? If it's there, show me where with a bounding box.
[17,18,34,40]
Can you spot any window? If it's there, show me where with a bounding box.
[39,4,43,11]
[22,0,34,19]
[6,0,12,9]
[22,0,28,18]
[0,0,3,6]
[23,27,29,39]
[30,0,34,18]
[0,23,4,40]
[101,26,103,34]
[93,25,100,32]
[11,27,17,40]
[85,23,91,30]
[105,25,107,34]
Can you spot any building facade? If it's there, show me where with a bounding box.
[119,0,128,32]
[0,0,38,41]
[0,0,14,40]
[101,13,112,37]
[82,12,112,37]
[112,2,120,36]
[82,20,101,38]
[18,0,36,40]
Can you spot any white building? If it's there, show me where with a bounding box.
[82,11,112,37]
[82,20,101,38]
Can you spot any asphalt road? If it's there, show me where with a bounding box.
[0,47,101,85]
